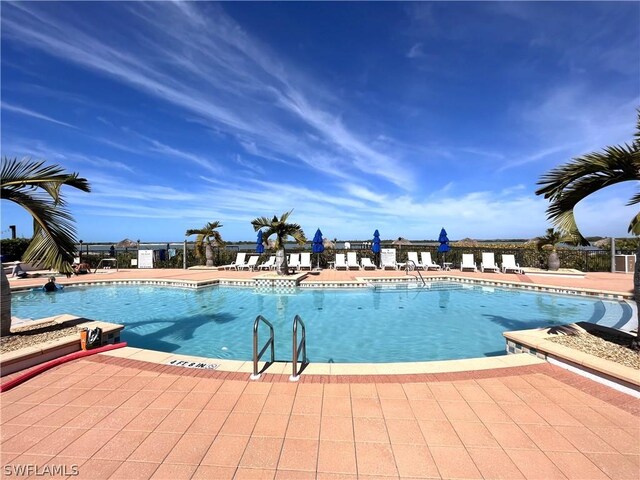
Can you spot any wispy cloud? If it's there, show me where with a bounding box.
[2,2,412,188]
[1,102,76,129]
[233,155,265,176]
[406,43,424,58]
[1,137,135,173]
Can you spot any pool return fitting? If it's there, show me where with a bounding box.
[251,314,308,381]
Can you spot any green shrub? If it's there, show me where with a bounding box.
[0,238,31,261]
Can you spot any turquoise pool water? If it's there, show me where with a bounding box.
[11,283,628,363]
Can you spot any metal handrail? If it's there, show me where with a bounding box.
[252,315,275,379]
[405,260,426,286]
[290,315,307,381]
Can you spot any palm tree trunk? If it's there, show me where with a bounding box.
[1,268,12,336]
[634,244,640,347]
[276,248,288,275]
[205,243,213,267]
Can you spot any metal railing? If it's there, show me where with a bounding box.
[252,315,275,379]
[290,315,307,381]
[405,260,426,286]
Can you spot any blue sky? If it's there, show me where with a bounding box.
[1,1,638,243]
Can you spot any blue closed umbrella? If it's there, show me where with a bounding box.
[372,229,381,267]
[438,228,450,252]
[312,228,324,269]
[438,228,450,266]
[256,230,265,254]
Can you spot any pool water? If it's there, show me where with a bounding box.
[11,283,629,363]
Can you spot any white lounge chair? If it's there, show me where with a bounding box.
[381,256,398,270]
[407,252,425,270]
[335,253,348,270]
[460,254,477,272]
[288,253,301,271]
[501,254,524,274]
[258,255,276,270]
[238,255,259,271]
[299,252,312,271]
[221,252,247,270]
[421,252,442,270]
[360,257,377,270]
[346,252,360,270]
[480,252,500,273]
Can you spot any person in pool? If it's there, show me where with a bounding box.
[43,276,58,292]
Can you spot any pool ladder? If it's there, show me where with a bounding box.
[290,315,307,382]
[251,314,308,381]
[251,315,275,380]
[405,260,426,286]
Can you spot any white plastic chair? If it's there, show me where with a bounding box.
[501,254,524,274]
[288,253,301,271]
[407,252,425,270]
[381,255,398,270]
[238,255,259,271]
[299,252,312,270]
[335,253,348,270]
[258,256,276,270]
[221,252,246,270]
[346,252,360,270]
[360,257,377,270]
[460,254,477,272]
[421,252,442,270]
[480,252,500,273]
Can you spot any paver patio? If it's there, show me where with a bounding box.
[1,355,638,479]
[3,267,638,478]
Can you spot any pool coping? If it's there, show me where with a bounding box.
[96,345,546,377]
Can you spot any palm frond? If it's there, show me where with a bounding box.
[629,212,640,236]
[1,157,91,201]
[536,136,640,245]
[536,148,639,200]
[1,158,90,273]
[8,190,78,272]
[251,216,275,231]
[280,210,292,223]
[628,189,640,206]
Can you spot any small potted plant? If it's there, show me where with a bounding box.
[536,228,571,271]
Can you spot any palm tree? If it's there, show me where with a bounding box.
[185,221,224,267]
[1,157,90,336]
[251,210,307,275]
[536,110,640,346]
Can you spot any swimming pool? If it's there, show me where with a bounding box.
[11,283,630,363]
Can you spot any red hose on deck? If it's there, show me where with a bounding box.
[0,342,127,392]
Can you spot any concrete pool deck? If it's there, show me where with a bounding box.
[3,268,639,478]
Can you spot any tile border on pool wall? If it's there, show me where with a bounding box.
[356,275,632,300]
[11,274,632,300]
